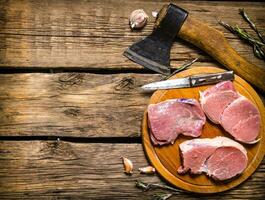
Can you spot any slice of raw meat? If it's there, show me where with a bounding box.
[206,147,248,180]
[200,81,261,143]
[177,145,216,174]
[200,81,240,123]
[148,98,206,145]
[220,96,261,143]
[178,137,248,181]
[200,90,240,124]
[201,80,236,98]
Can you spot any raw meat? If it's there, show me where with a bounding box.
[178,137,248,181]
[201,80,236,98]
[220,96,261,143]
[200,90,240,123]
[200,81,261,143]
[200,81,239,123]
[148,99,206,145]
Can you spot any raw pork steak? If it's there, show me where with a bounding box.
[221,96,261,143]
[178,137,248,181]
[200,81,261,143]
[200,81,240,123]
[148,99,206,145]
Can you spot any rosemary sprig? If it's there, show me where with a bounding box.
[218,20,265,60]
[152,193,173,200]
[161,58,198,80]
[219,20,263,46]
[239,8,264,44]
[136,180,180,200]
[135,180,180,192]
[254,44,265,59]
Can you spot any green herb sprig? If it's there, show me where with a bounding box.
[239,8,264,44]
[161,58,198,80]
[135,180,181,200]
[219,9,265,60]
[135,180,180,192]
[152,193,173,200]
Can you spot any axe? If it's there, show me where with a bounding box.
[123,4,265,93]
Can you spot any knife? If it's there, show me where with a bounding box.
[141,71,234,92]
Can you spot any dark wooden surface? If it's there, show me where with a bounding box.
[0,0,264,199]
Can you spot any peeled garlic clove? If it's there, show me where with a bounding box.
[138,166,156,174]
[129,9,148,29]
[121,156,133,175]
[152,11,158,18]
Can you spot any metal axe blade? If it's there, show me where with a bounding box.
[123,4,188,75]
[123,36,171,75]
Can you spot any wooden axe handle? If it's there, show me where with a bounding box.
[178,17,265,93]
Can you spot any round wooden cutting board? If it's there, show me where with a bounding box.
[142,67,265,193]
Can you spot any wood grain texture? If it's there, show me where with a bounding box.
[0,0,264,70]
[0,73,162,137]
[0,1,264,199]
[142,67,265,193]
[0,72,264,138]
[0,141,264,199]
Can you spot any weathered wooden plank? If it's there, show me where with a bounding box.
[0,73,163,137]
[0,141,264,199]
[0,0,264,69]
[0,72,264,137]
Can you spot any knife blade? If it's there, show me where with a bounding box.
[141,71,234,92]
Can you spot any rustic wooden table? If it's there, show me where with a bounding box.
[0,0,264,199]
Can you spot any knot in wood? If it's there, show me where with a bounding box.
[114,76,136,91]
[58,73,84,89]
[63,108,80,117]
[41,141,77,159]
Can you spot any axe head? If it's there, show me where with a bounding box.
[123,4,188,75]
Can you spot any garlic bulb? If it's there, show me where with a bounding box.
[129,9,148,29]
[138,166,156,174]
[121,156,133,175]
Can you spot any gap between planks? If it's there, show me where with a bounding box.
[0,136,142,143]
[0,60,222,74]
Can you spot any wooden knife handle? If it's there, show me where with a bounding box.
[178,16,265,93]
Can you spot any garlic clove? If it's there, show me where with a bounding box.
[152,11,158,18]
[129,9,148,29]
[138,166,156,174]
[121,156,133,175]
